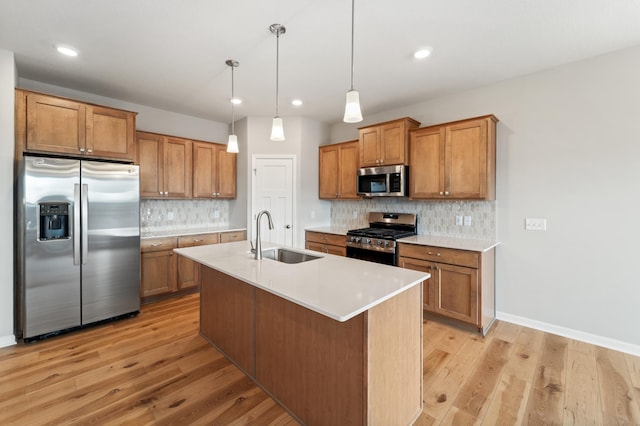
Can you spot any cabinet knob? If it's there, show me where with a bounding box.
[87,149,93,153]
[79,148,85,152]
[439,191,444,195]
[286,225,291,229]
[444,191,450,196]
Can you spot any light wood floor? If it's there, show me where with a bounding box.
[1,294,639,425]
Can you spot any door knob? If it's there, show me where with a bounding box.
[285,225,291,229]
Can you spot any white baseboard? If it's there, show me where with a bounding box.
[496,311,640,357]
[0,334,16,348]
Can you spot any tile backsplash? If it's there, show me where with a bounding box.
[140,199,230,233]
[331,199,496,240]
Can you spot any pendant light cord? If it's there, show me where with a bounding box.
[275,29,280,117]
[350,0,355,91]
[231,64,235,134]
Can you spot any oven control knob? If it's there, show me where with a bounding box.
[383,240,390,247]
[377,240,383,246]
[364,238,371,244]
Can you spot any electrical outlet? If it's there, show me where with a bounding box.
[214,210,220,219]
[525,218,547,231]
[463,215,472,226]
[455,215,463,226]
[167,211,174,220]
[352,211,358,219]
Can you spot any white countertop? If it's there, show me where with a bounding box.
[141,226,246,239]
[398,235,499,252]
[174,240,429,323]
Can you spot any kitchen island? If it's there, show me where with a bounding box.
[174,240,429,425]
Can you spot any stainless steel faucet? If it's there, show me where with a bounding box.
[253,210,274,259]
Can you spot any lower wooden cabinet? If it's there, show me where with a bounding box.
[398,243,495,334]
[140,237,177,299]
[141,230,246,303]
[305,231,347,256]
[177,233,220,290]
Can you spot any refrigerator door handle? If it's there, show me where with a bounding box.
[73,184,81,265]
[81,184,89,264]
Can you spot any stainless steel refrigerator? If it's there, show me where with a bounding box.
[17,155,141,341]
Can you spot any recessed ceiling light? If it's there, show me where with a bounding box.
[291,99,303,106]
[56,46,78,57]
[413,48,432,59]
[230,97,242,105]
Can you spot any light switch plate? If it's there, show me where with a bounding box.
[525,218,547,231]
[455,215,463,226]
[463,215,472,226]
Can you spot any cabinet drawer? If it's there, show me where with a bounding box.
[398,243,478,268]
[305,241,347,256]
[305,231,346,247]
[178,233,220,248]
[141,237,177,253]
[220,230,246,243]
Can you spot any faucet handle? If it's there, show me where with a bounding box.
[250,240,256,253]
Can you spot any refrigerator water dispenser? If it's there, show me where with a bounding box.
[39,202,70,240]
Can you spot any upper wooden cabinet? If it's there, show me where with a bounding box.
[16,89,136,162]
[410,115,498,200]
[137,131,192,199]
[358,117,420,167]
[319,140,359,199]
[193,141,237,199]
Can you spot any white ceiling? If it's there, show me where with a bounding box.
[2,0,640,125]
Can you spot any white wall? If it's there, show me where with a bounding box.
[0,50,16,347]
[332,45,640,351]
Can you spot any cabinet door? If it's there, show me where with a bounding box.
[445,118,488,199]
[379,121,405,165]
[435,263,478,325]
[193,141,216,198]
[141,250,177,298]
[398,256,435,311]
[137,132,164,198]
[338,141,359,198]
[177,233,220,290]
[216,145,237,198]
[164,137,192,198]
[319,145,339,199]
[86,106,136,161]
[410,127,446,199]
[26,93,86,155]
[359,127,380,167]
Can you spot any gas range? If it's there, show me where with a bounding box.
[346,212,417,265]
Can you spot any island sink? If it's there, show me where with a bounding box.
[261,247,321,264]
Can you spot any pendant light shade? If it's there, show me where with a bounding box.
[344,89,362,123]
[270,117,285,141]
[225,59,240,153]
[270,23,286,141]
[344,0,363,123]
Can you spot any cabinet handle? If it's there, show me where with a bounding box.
[150,243,163,247]
[193,239,204,243]
[169,252,173,256]
[427,251,441,256]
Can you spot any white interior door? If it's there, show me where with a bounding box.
[252,156,295,246]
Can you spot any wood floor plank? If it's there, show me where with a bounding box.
[563,339,603,425]
[448,338,512,423]
[522,333,568,425]
[480,326,544,426]
[596,346,640,425]
[423,332,488,421]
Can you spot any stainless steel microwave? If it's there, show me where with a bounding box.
[356,165,408,197]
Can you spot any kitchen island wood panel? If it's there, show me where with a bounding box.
[198,264,423,425]
[200,267,255,377]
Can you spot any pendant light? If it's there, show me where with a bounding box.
[270,23,286,141]
[225,59,240,153]
[343,0,363,123]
